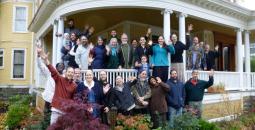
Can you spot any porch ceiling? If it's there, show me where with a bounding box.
[69,8,236,37]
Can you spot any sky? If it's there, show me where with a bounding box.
[237,0,255,10]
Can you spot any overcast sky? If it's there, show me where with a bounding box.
[237,0,255,10]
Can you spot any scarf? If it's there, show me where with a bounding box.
[191,79,198,86]
[110,47,117,56]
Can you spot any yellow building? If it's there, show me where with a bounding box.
[0,0,34,93]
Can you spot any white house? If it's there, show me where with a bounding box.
[28,0,255,120]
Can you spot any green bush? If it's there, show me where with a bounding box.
[198,119,220,130]
[239,113,255,127]
[215,113,255,130]
[8,94,32,106]
[171,113,200,130]
[5,95,32,129]
[251,57,255,72]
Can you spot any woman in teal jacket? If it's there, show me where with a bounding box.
[150,35,175,82]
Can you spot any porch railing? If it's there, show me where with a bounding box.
[185,71,241,91]
[79,69,255,90]
[251,72,255,89]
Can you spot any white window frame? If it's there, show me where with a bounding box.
[11,48,26,80]
[0,49,4,69]
[12,5,28,33]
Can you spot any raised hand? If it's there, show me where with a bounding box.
[41,52,49,60]
[104,107,109,113]
[148,40,153,46]
[84,24,90,30]
[187,24,193,32]
[215,45,219,51]
[138,96,144,102]
[36,40,42,48]
[106,45,110,52]
[89,27,95,34]
[40,50,50,65]
[156,77,162,83]
[147,28,152,35]
[88,57,94,65]
[103,84,110,94]
[89,42,94,48]
[128,76,136,82]
[168,39,173,45]
[36,46,43,57]
[88,107,93,113]
[208,69,214,77]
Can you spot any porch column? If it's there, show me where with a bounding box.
[236,28,244,90]
[245,30,251,73]
[52,20,58,66]
[56,17,64,64]
[162,8,173,42]
[178,12,186,44]
[244,30,251,89]
[162,9,173,78]
[177,12,187,81]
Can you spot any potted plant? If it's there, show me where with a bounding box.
[207,82,225,93]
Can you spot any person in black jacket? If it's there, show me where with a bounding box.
[64,19,80,36]
[97,70,115,124]
[166,69,185,127]
[135,36,151,63]
[112,76,136,115]
[185,70,214,118]
[61,32,79,68]
[171,24,192,82]
[201,44,220,70]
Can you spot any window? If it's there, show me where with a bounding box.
[0,49,3,68]
[13,6,28,32]
[251,43,255,56]
[12,49,25,79]
[223,47,229,71]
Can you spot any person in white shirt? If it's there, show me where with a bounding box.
[75,35,93,70]
[36,46,65,128]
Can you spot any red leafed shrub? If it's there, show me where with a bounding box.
[47,90,109,130]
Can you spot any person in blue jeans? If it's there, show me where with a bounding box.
[166,69,185,127]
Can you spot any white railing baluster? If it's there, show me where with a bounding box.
[109,71,112,86]
[125,71,128,82]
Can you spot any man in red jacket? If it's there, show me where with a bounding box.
[40,50,77,124]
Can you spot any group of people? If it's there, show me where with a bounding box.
[59,19,219,83]
[37,50,214,129]
[36,19,217,129]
